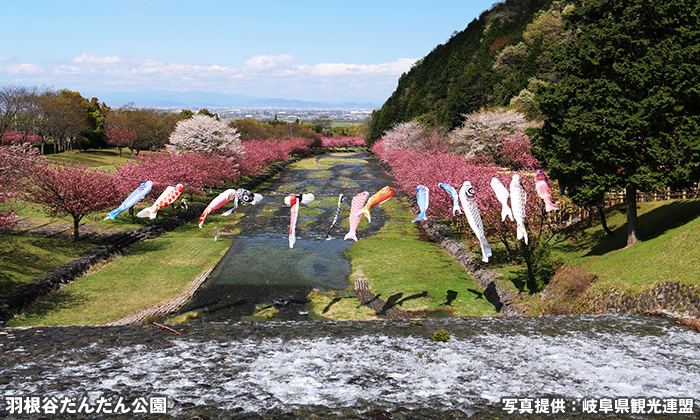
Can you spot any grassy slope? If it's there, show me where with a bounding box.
[7,221,231,327]
[552,199,700,293]
[0,236,93,296]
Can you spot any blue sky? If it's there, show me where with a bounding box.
[0,0,497,105]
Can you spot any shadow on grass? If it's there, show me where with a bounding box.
[380,291,428,314]
[124,239,172,256]
[442,289,459,305]
[19,289,90,320]
[322,294,357,314]
[0,274,25,297]
[586,199,700,256]
[502,267,528,294]
[466,288,484,300]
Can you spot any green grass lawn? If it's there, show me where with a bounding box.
[334,197,498,318]
[46,148,136,172]
[552,199,700,293]
[6,221,231,327]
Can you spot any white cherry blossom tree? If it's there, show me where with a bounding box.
[168,114,243,158]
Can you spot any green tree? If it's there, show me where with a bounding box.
[230,118,272,141]
[82,97,109,149]
[196,108,219,120]
[534,0,700,246]
[106,106,181,155]
[36,89,90,153]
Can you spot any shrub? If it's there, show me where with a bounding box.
[431,329,451,342]
[540,264,597,315]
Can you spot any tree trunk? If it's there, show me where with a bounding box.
[597,205,613,236]
[523,244,538,294]
[73,217,81,242]
[526,259,537,294]
[625,184,639,246]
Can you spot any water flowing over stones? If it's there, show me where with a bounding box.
[1,316,699,418]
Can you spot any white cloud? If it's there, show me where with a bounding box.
[73,53,120,65]
[7,63,44,74]
[243,54,294,72]
[0,54,417,102]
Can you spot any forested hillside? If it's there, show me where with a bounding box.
[368,0,563,143]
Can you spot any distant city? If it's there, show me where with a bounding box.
[206,107,373,125]
[88,90,377,125]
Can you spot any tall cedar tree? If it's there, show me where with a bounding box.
[534,0,700,246]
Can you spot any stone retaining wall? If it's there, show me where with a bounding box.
[604,281,700,318]
[102,268,214,326]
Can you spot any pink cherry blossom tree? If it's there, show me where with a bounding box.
[496,132,540,171]
[320,136,366,148]
[0,143,45,229]
[447,108,534,157]
[115,150,238,199]
[26,162,122,241]
[372,137,556,292]
[0,187,14,230]
[237,137,311,176]
[104,125,136,157]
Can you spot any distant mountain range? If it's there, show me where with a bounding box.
[88,90,378,110]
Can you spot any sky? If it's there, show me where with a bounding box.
[0,0,497,105]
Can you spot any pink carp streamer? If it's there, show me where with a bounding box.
[534,170,559,212]
[287,194,300,248]
[137,184,183,219]
[344,191,369,241]
[198,188,262,228]
[199,189,238,228]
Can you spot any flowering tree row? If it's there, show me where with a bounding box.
[1,133,315,239]
[372,132,557,292]
[0,131,44,146]
[320,136,366,149]
[237,138,311,176]
[115,151,239,197]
